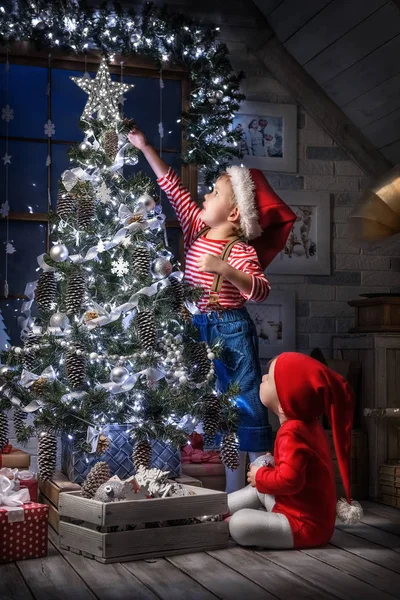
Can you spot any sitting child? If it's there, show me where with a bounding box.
[227,352,362,549]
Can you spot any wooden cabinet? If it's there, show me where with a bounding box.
[333,334,400,499]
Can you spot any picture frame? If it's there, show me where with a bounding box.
[246,290,296,360]
[231,100,297,173]
[266,191,331,276]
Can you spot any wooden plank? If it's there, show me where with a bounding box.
[362,107,400,149]
[330,528,400,574]
[16,538,96,600]
[360,512,400,537]
[168,551,274,600]
[251,0,285,16]
[336,522,400,554]
[305,3,400,84]
[284,0,385,65]
[302,541,400,597]
[249,30,391,177]
[255,547,395,600]
[323,35,400,107]
[39,472,81,507]
[40,496,60,533]
[123,558,218,600]
[343,72,400,128]
[49,528,159,600]
[362,501,400,524]
[208,546,337,600]
[0,563,35,600]
[268,0,332,43]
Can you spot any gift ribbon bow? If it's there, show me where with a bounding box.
[19,365,56,389]
[0,474,31,523]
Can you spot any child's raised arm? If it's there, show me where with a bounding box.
[128,127,168,179]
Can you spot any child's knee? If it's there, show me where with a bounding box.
[229,509,255,546]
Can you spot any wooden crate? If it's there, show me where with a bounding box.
[348,297,400,333]
[379,464,400,504]
[38,471,81,533]
[59,484,229,563]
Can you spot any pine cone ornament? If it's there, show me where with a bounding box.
[57,189,75,220]
[23,332,41,370]
[81,461,111,499]
[168,276,184,310]
[30,376,47,396]
[37,431,57,481]
[185,342,210,383]
[77,192,95,231]
[132,440,152,471]
[220,433,240,471]
[203,395,221,445]
[66,342,86,389]
[136,310,156,350]
[13,407,27,441]
[132,246,151,278]
[178,304,193,324]
[66,270,86,314]
[35,271,56,312]
[104,130,119,161]
[0,411,9,452]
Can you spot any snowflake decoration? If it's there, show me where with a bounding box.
[97,239,105,253]
[97,182,112,204]
[0,201,9,218]
[5,242,16,254]
[121,237,132,249]
[2,153,11,165]
[111,256,129,277]
[46,155,51,167]
[118,95,127,106]
[1,105,14,122]
[44,119,55,137]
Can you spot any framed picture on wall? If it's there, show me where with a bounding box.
[231,101,297,172]
[246,290,296,360]
[266,191,331,275]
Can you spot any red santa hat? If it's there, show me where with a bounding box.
[226,165,297,270]
[274,352,363,524]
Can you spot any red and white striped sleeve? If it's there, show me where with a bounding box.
[157,167,205,250]
[229,243,271,302]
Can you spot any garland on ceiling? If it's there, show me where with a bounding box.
[0,0,245,184]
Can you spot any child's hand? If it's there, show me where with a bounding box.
[197,253,224,274]
[128,126,148,150]
[247,463,261,487]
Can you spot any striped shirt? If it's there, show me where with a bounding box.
[158,168,270,312]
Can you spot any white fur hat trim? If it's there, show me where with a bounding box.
[226,165,262,240]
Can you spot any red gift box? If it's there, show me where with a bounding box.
[18,476,38,503]
[0,502,49,563]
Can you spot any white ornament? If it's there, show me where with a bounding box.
[97,240,105,253]
[97,182,112,204]
[179,375,187,385]
[50,244,69,262]
[89,352,98,360]
[44,119,55,137]
[110,366,129,384]
[1,105,13,122]
[50,312,69,330]
[111,256,130,277]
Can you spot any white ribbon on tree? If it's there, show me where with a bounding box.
[18,281,38,341]
[111,139,138,172]
[100,364,165,395]
[19,365,56,389]
[61,166,101,192]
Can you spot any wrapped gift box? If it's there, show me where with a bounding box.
[62,425,182,483]
[0,502,49,563]
[0,449,30,469]
[0,468,38,503]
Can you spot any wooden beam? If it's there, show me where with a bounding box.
[226,8,392,178]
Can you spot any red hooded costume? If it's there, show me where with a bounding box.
[255,352,356,549]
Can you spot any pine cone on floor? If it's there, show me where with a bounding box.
[66,270,86,314]
[220,433,240,471]
[35,272,56,312]
[65,342,86,389]
[136,310,156,350]
[104,130,119,161]
[168,276,184,310]
[185,342,210,383]
[0,411,9,452]
[132,440,152,471]
[81,461,111,499]
[23,332,41,370]
[13,407,27,442]
[57,189,75,220]
[37,431,57,481]
[77,192,95,231]
[132,246,151,278]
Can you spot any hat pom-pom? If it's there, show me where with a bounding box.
[336,498,363,524]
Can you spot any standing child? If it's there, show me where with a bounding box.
[128,126,296,493]
[228,352,362,548]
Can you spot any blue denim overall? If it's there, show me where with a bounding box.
[193,307,272,452]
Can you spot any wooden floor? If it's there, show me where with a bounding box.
[1,500,400,600]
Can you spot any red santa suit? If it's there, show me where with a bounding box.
[228,352,362,549]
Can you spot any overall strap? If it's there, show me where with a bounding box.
[192,226,211,244]
[208,237,242,308]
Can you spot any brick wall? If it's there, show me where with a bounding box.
[220,32,400,359]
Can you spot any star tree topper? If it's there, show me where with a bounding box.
[71,57,134,121]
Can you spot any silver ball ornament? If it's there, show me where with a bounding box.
[179,375,188,384]
[14,347,22,355]
[89,352,98,360]
[110,366,129,384]
[152,257,173,279]
[215,90,224,100]
[0,365,13,376]
[138,193,156,211]
[50,312,69,330]
[50,244,69,263]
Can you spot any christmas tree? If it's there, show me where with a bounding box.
[0,308,10,352]
[0,57,239,480]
